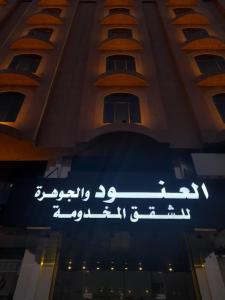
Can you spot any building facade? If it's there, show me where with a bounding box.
[1,0,225,299]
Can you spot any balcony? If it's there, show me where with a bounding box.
[101,13,137,26]
[99,37,142,51]
[26,12,63,25]
[38,0,69,6]
[197,71,225,87]
[182,36,225,51]
[95,71,148,87]
[10,36,54,50]
[0,70,40,86]
[173,12,209,25]
[105,0,133,7]
[166,0,197,6]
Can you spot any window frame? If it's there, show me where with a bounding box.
[8,54,42,73]
[183,28,209,40]
[27,28,53,41]
[195,54,225,75]
[103,93,141,124]
[108,28,133,39]
[106,55,136,73]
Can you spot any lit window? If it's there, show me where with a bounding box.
[104,93,141,124]
[109,8,130,14]
[195,54,225,74]
[106,55,136,72]
[108,28,132,39]
[8,54,42,73]
[28,28,53,41]
[213,93,225,122]
[183,28,209,40]
[174,8,194,17]
[0,92,25,122]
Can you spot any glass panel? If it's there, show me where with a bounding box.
[42,8,61,16]
[0,92,25,122]
[28,28,53,41]
[114,102,129,123]
[130,100,141,123]
[108,28,132,39]
[183,28,209,40]
[213,94,225,123]
[9,55,41,73]
[196,55,225,74]
[106,55,136,72]
[104,102,114,123]
[103,93,141,124]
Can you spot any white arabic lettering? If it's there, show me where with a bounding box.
[35,181,209,202]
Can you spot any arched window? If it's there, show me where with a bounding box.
[8,54,42,73]
[183,28,209,40]
[41,8,62,16]
[213,93,225,122]
[27,28,53,41]
[0,92,25,122]
[174,8,194,17]
[104,93,141,123]
[106,55,136,72]
[108,28,132,39]
[109,8,130,14]
[195,54,225,74]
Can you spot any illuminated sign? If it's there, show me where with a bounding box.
[34,181,209,223]
[5,171,225,229]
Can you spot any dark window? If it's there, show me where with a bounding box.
[174,8,194,17]
[109,8,130,14]
[41,8,61,16]
[27,28,53,41]
[183,28,209,40]
[106,55,136,72]
[8,54,41,73]
[195,54,225,74]
[213,93,225,122]
[108,28,132,39]
[0,92,25,122]
[104,93,141,123]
